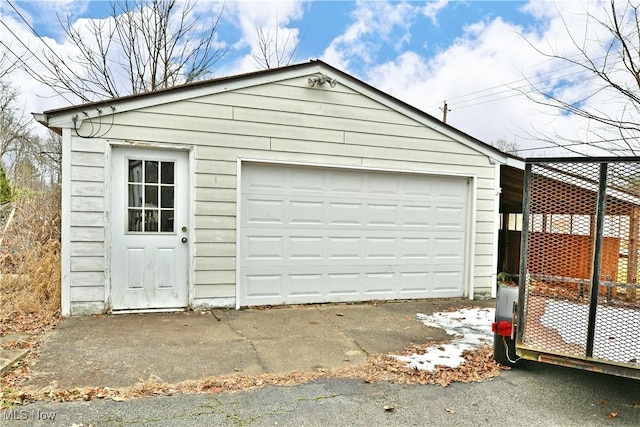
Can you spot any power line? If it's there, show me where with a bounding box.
[451,69,597,111]
[424,50,620,116]
[0,39,75,105]
[5,0,91,102]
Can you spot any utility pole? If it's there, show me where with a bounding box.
[440,101,451,123]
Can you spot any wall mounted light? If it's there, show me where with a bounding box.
[308,73,338,88]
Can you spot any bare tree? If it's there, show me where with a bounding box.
[0,79,61,187]
[491,138,520,155]
[0,80,33,163]
[40,132,62,185]
[252,24,301,70]
[0,44,20,81]
[32,0,227,102]
[521,0,640,156]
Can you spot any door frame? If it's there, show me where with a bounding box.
[106,141,195,312]
[235,157,477,309]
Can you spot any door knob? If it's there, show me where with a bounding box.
[181,237,188,243]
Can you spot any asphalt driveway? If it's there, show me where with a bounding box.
[6,360,640,426]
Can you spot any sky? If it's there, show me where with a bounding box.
[1,0,636,157]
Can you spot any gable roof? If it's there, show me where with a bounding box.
[34,59,522,167]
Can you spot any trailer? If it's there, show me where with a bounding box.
[493,158,640,380]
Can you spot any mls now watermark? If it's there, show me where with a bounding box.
[3,409,57,422]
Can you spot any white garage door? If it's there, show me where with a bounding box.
[239,163,469,306]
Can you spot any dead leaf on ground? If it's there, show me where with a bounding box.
[1,346,505,406]
[608,412,618,419]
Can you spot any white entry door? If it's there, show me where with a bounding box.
[110,147,190,310]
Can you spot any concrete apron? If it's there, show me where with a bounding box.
[24,299,494,390]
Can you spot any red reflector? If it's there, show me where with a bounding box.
[492,321,513,336]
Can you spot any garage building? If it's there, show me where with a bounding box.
[35,60,519,315]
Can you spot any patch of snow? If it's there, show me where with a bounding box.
[540,300,640,364]
[393,308,495,372]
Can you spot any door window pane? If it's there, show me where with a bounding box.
[128,209,142,232]
[128,184,142,207]
[128,160,143,182]
[145,209,158,232]
[160,210,174,232]
[127,158,176,233]
[145,161,159,183]
[161,186,174,208]
[145,185,158,207]
[161,162,174,184]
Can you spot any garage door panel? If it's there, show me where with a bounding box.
[240,164,468,306]
[364,236,397,259]
[327,235,361,260]
[434,179,468,201]
[402,175,434,198]
[288,236,324,260]
[328,170,364,195]
[367,203,400,227]
[242,231,465,266]
[289,200,324,225]
[244,198,285,224]
[290,168,325,194]
[243,266,463,305]
[289,273,324,297]
[364,272,396,295]
[433,236,465,259]
[401,237,430,259]
[326,272,360,296]
[434,205,466,229]
[244,166,286,192]
[398,271,431,293]
[245,274,283,298]
[327,202,364,227]
[244,235,284,261]
[402,205,433,227]
[369,174,400,196]
[433,267,465,294]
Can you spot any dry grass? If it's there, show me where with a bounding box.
[0,190,62,336]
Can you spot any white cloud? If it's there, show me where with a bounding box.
[422,0,448,24]
[221,0,307,74]
[0,0,233,134]
[364,16,544,146]
[353,0,637,156]
[3,0,638,156]
[322,0,419,72]
[1,8,72,116]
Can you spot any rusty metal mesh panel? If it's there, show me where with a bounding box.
[593,161,640,364]
[522,162,599,356]
[521,160,640,366]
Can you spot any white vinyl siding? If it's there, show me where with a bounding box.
[63,72,498,314]
[65,134,108,314]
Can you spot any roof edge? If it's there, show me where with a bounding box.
[36,59,516,161]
